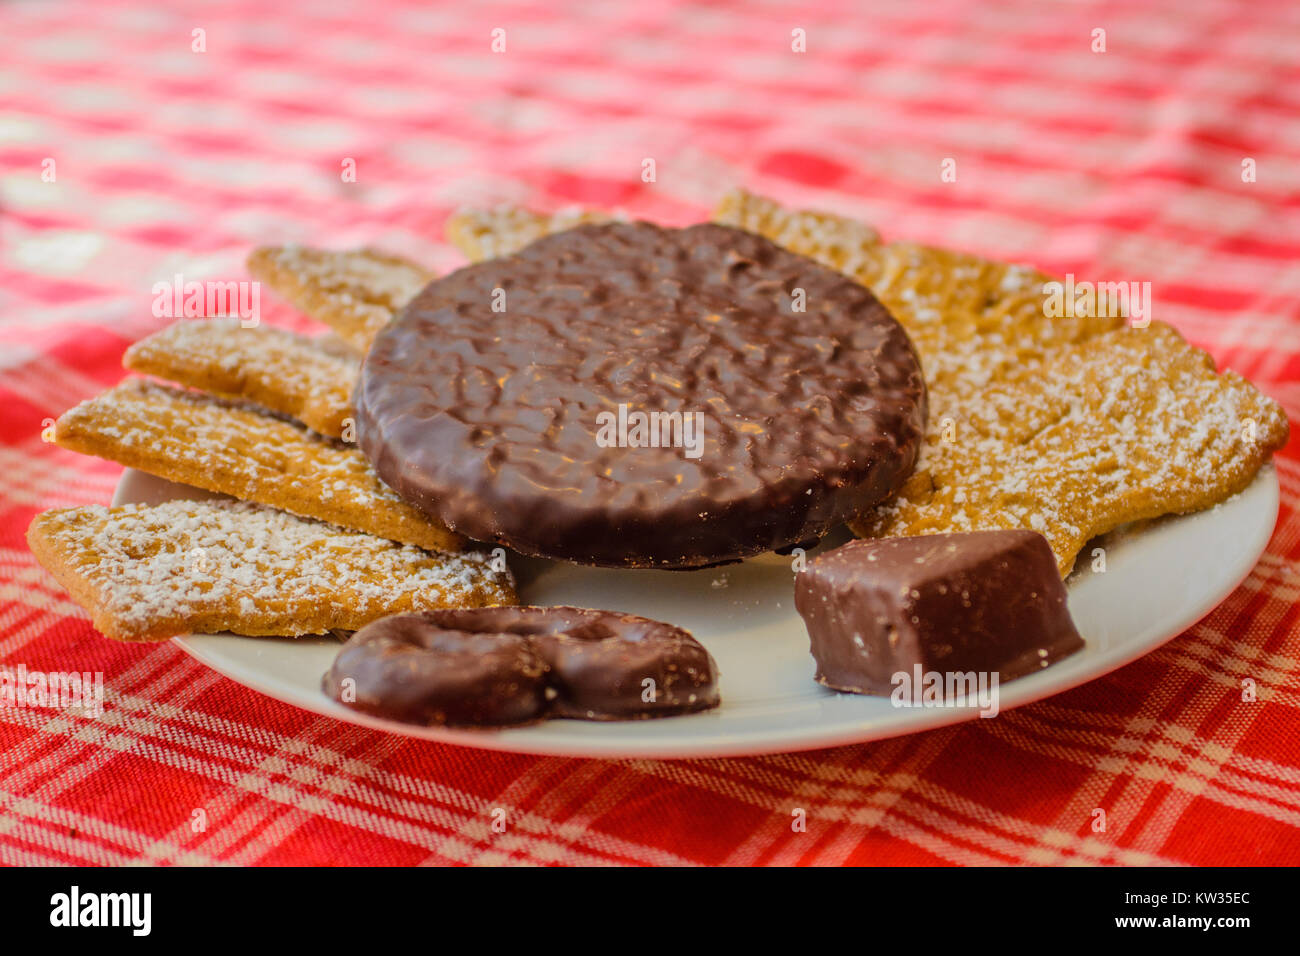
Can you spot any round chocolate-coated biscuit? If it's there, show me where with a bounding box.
[323,606,720,727]
[322,613,549,726]
[356,221,926,568]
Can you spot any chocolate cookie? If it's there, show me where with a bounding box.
[322,612,548,726]
[323,605,720,727]
[356,222,926,568]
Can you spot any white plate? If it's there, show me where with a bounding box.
[113,467,1278,758]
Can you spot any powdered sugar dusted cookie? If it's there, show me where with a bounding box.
[853,322,1289,574]
[54,378,463,553]
[445,204,615,262]
[26,500,515,642]
[124,318,358,438]
[247,245,431,353]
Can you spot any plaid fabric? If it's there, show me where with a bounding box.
[1,0,1298,866]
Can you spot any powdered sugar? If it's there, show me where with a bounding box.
[247,244,431,353]
[124,317,358,437]
[29,500,514,640]
[55,378,462,552]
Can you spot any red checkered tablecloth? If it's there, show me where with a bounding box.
[1,0,1298,866]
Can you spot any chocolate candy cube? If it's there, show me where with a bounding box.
[794,530,1084,695]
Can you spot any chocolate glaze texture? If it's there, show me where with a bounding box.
[356,222,926,568]
[323,605,720,726]
[322,612,548,726]
[794,531,1085,695]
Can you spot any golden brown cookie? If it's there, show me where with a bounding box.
[124,318,358,438]
[713,188,1125,390]
[53,379,463,553]
[27,500,515,642]
[856,323,1288,574]
[445,205,614,262]
[246,245,431,353]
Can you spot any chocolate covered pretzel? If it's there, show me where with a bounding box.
[324,605,720,726]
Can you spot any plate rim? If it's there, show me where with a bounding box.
[110,467,1280,759]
